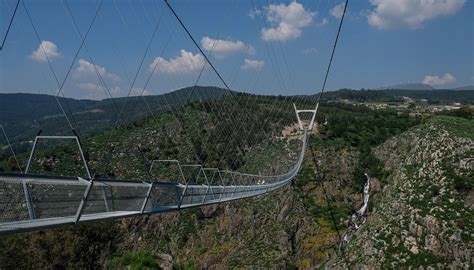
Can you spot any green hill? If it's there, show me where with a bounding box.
[322,89,474,104]
[0,86,233,144]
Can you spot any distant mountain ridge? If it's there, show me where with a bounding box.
[452,85,474,91]
[373,83,474,91]
[0,86,232,143]
[2,86,473,146]
[376,83,434,90]
[322,89,474,103]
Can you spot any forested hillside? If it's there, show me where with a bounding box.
[0,86,232,144]
[321,89,474,104]
[7,94,472,269]
[2,87,472,146]
[0,93,472,269]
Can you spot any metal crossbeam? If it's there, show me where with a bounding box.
[25,135,92,179]
[293,103,318,131]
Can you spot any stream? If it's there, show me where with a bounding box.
[343,173,370,243]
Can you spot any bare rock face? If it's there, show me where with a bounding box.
[157,253,173,270]
[200,204,219,218]
[278,230,290,257]
[277,193,294,222]
[370,177,382,193]
[424,234,441,255]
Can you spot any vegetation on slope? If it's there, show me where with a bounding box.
[0,93,470,268]
[0,86,232,144]
[335,115,473,269]
[321,89,474,104]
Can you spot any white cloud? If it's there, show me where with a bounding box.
[367,0,465,30]
[201,36,255,57]
[248,8,262,19]
[422,73,456,86]
[30,40,62,62]
[78,82,103,91]
[149,50,205,74]
[241,59,265,70]
[330,2,345,19]
[302,47,319,55]
[77,82,106,100]
[74,59,121,82]
[316,18,329,27]
[259,2,315,42]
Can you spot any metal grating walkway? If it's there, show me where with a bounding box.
[0,131,308,235]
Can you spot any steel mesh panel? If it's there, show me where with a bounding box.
[206,186,224,202]
[180,186,207,206]
[29,182,86,219]
[84,184,148,214]
[144,184,181,211]
[82,185,110,215]
[0,178,29,222]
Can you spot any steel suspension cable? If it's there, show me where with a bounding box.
[21,0,104,133]
[182,10,267,153]
[163,0,261,129]
[61,0,121,130]
[0,0,19,51]
[163,0,231,91]
[111,4,165,129]
[22,0,75,131]
[220,0,334,174]
[162,2,262,164]
[316,0,349,108]
[218,0,306,170]
[93,1,168,177]
[232,0,349,175]
[0,125,22,173]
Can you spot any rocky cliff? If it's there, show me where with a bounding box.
[332,116,473,269]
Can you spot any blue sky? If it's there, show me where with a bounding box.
[0,0,472,99]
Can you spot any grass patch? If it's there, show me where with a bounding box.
[106,251,162,270]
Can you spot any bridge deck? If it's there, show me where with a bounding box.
[0,132,307,235]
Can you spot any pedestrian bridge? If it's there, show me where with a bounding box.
[0,130,308,235]
[0,0,348,235]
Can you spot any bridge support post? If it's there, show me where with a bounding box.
[138,146,154,214]
[177,163,189,209]
[293,103,318,131]
[150,160,188,209]
[75,177,93,223]
[25,134,92,178]
[22,181,35,220]
[216,169,225,202]
[236,173,245,197]
[141,183,153,213]
[21,131,40,218]
[177,185,188,209]
[101,187,111,212]
[181,164,205,205]
[25,134,40,174]
[201,169,211,204]
[24,133,95,223]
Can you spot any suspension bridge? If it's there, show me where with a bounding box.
[0,0,348,235]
